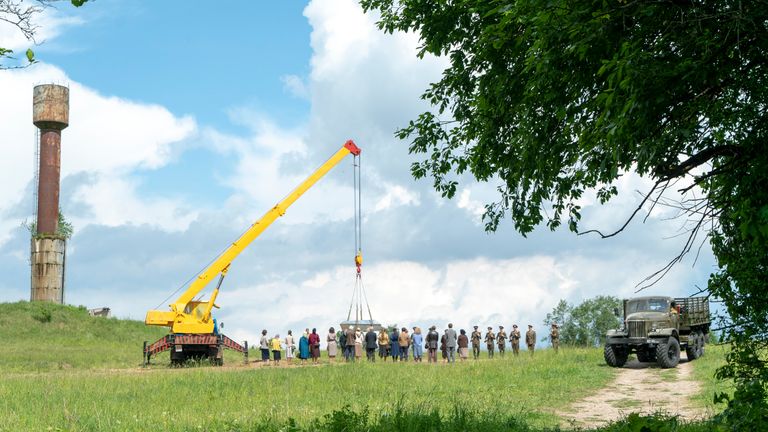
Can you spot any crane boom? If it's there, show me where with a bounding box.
[145,140,361,334]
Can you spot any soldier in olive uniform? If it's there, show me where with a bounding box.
[550,323,560,353]
[496,325,507,357]
[526,324,536,355]
[485,326,496,358]
[470,325,482,360]
[510,324,521,356]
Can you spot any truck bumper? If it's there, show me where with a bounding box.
[607,336,664,346]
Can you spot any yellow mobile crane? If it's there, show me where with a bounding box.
[143,140,361,365]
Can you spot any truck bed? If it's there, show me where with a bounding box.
[675,296,710,328]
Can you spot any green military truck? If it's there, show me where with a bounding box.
[604,296,710,368]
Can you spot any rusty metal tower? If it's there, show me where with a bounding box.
[30,84,69,303]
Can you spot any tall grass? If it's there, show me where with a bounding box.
[689,344,730,412]
[0,302,724,431]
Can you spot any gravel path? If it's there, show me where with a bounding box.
[559,353,712,428]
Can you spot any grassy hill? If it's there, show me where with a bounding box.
[0,302,724,432]
[0,301,167,371]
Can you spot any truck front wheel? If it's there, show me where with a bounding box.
[656,338,681,368]
[604,344,628,367]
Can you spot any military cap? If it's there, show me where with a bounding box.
[513,324,518,328]
[499,325,504,329]
[473,325,478,329]
[552,323,558,327]
[487,326,492,330]
[528,324,533,328]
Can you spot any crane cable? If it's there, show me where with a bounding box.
[347,152,371,322]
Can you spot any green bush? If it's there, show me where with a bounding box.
[31,303,53,323]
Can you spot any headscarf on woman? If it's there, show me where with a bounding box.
[299,330,310,364]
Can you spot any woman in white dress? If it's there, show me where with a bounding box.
[284,330,295,363]
[354,328,363,360]
[327,327,338,361]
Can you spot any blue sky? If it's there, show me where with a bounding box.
[0,0,718,346]
[39,1,313,129]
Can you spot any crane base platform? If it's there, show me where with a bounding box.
[143,333,248,367]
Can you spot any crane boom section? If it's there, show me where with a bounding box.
[146,140,361,333]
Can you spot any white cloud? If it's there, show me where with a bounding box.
[281,74,309,99]
[0,2,85,53]
[457,188,487,223]
[214,251,700,347]
[70,176,198,231]
[0,63,198,243]
[0,0,717,344]
[373,183,419,212]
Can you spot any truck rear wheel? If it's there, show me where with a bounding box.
[685,333,700,360]
[696,332,705,358]
[604,344,628,367]
[656,338,680,368]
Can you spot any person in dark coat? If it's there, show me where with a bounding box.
[426,325,439,363]
[390,327,400,362]
[309,328,321,364]
[344,326,356,362]
[440,332,448,362]
[365,327,378,361]
[458,329,469,361]
[339,328,347,360]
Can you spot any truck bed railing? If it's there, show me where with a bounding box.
[675,296,710,328]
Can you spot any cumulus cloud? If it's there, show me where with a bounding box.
[0,2,84,53]
[281,74,309,99]
[0,63,198,244]
[0,0,717,348]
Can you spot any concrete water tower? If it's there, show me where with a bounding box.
[30,84,69,303]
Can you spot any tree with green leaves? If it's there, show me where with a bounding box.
[361,0,768,425]
[0,0,88,69]
[544,296,620,347]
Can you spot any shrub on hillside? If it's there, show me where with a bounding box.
[31,303,53,323]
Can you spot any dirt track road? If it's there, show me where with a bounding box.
[559,354,712,428]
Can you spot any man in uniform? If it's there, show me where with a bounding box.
[496,325,507,357]
[550,323,560,353]
[470,325,482,360]
[510,324,521,356]
[526,324,536,355]
[485,326,496,359]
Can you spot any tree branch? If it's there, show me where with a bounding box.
[578,178,664,239]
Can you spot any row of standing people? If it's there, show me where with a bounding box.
[257,323,561,364]
[469,324,554,359]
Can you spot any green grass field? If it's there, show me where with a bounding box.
[0,302,728,431]
[690,344,731,411]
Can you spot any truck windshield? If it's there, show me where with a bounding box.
[627,298,669,313]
